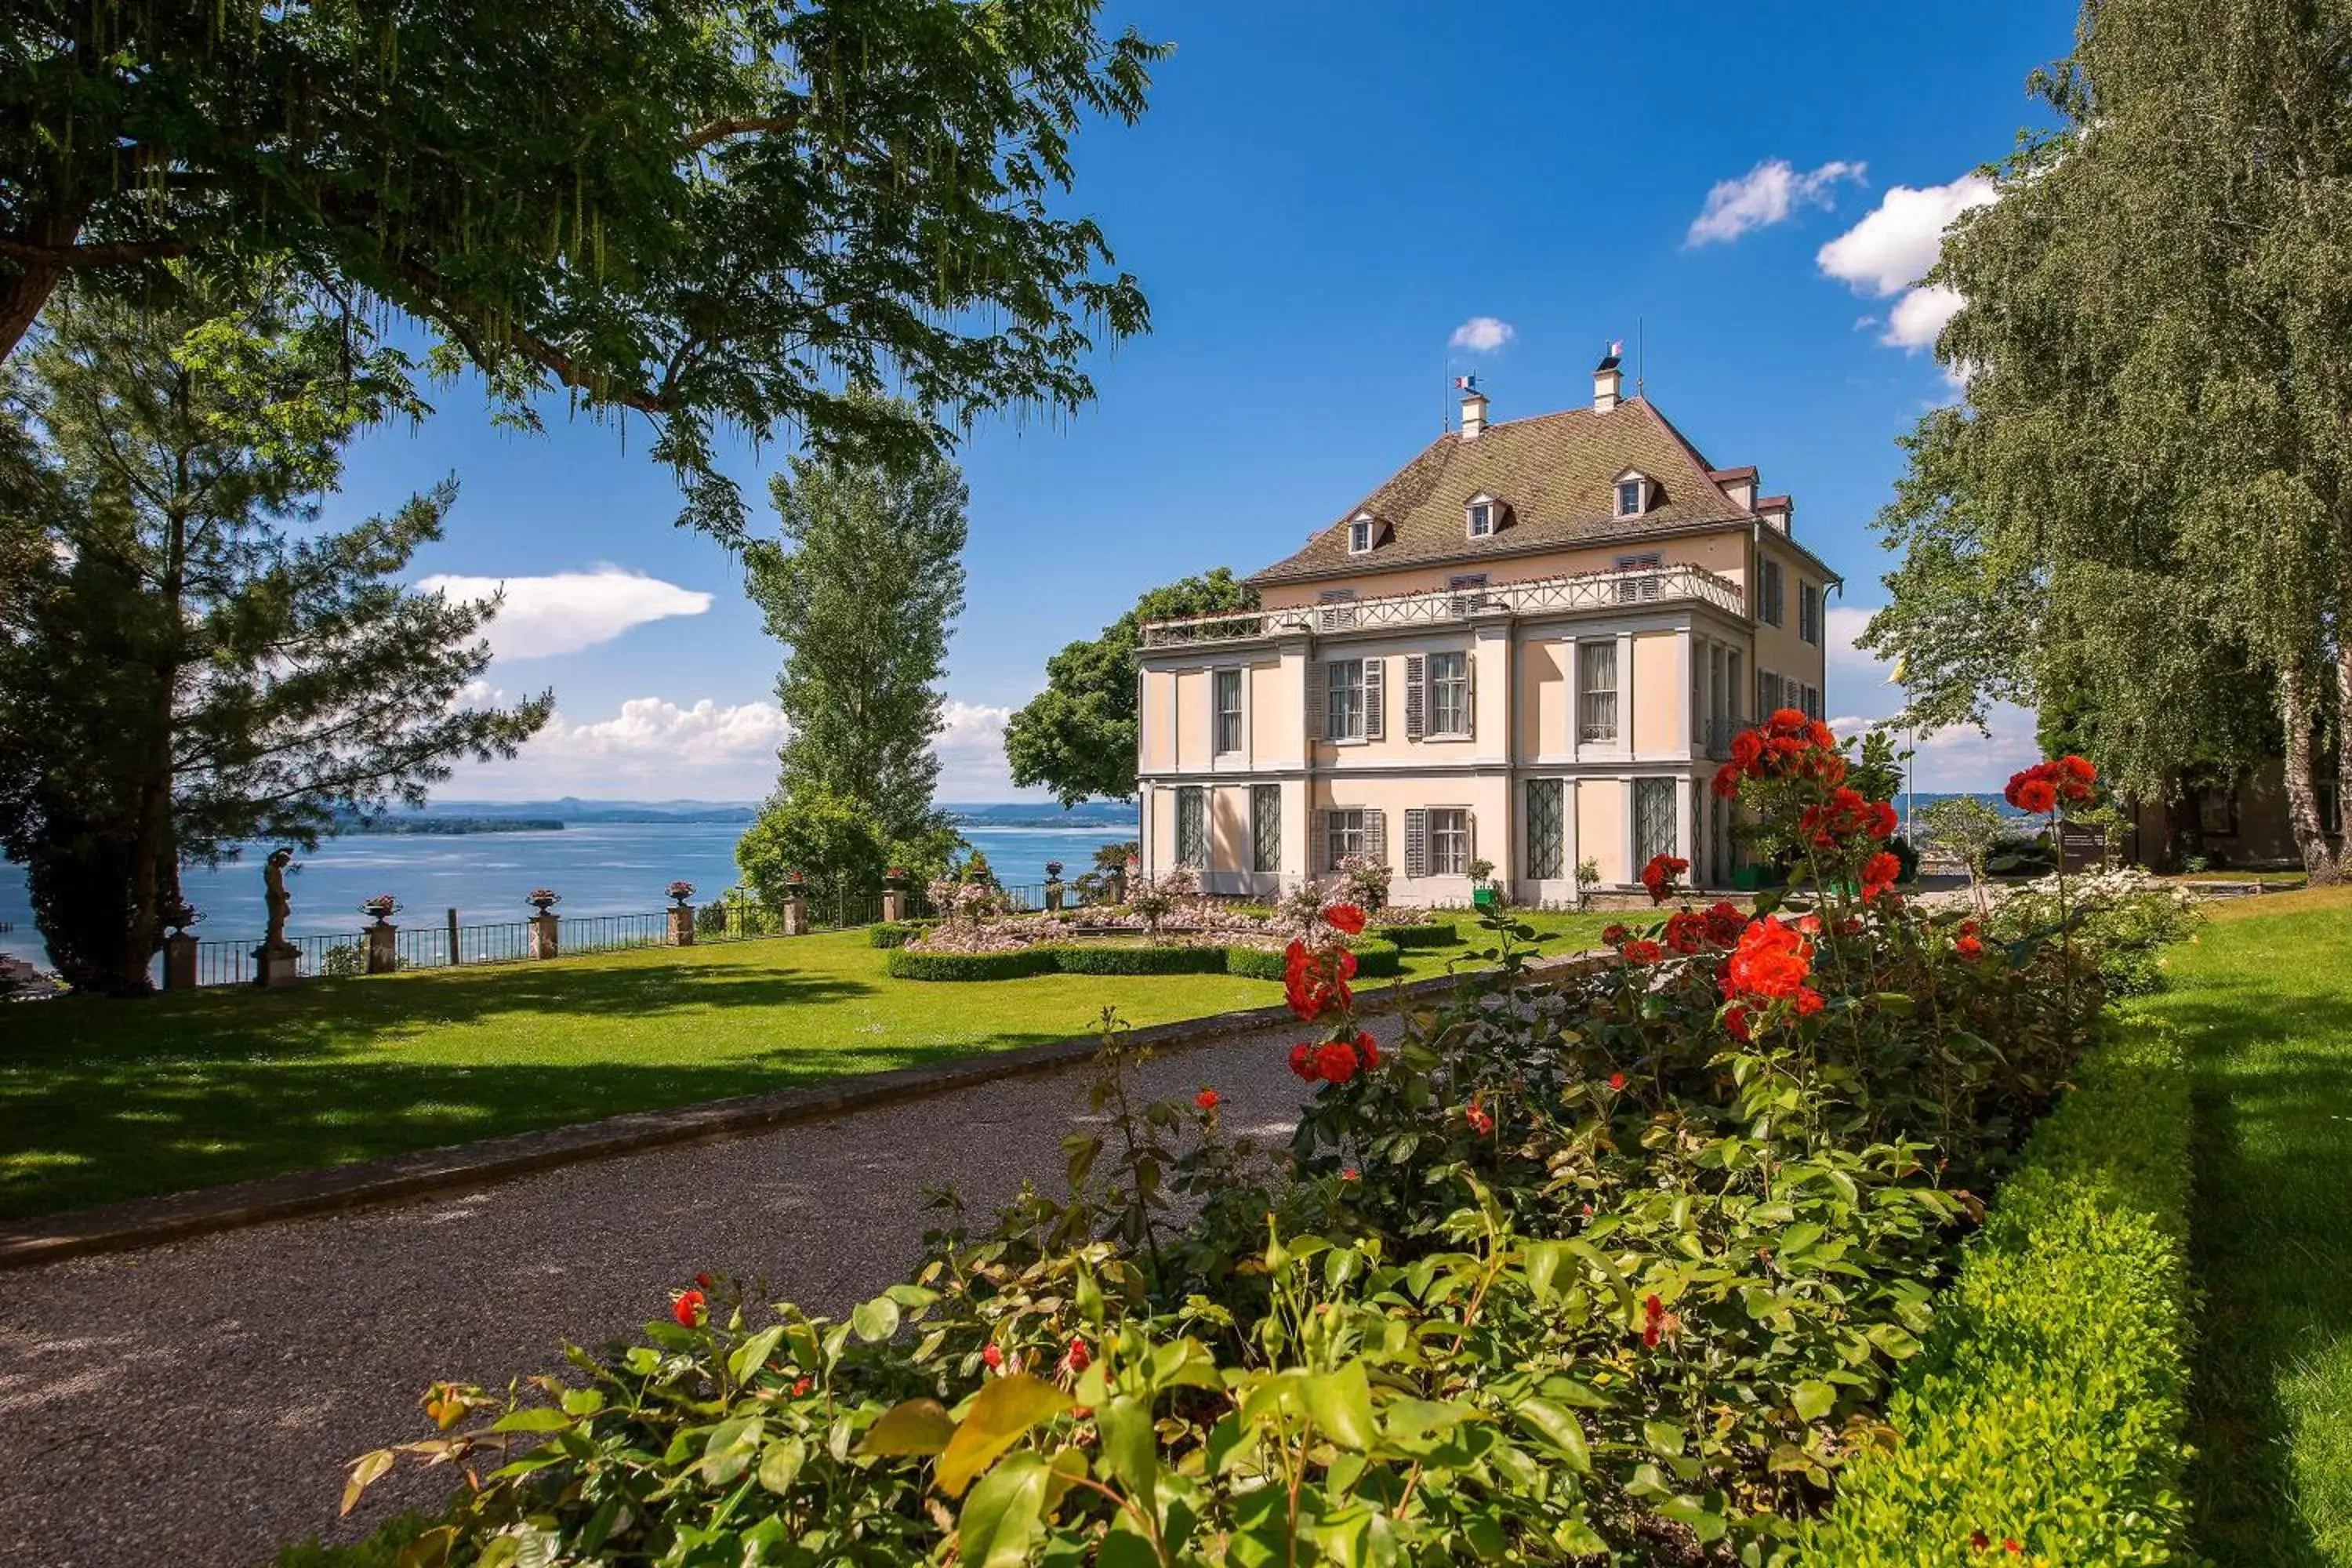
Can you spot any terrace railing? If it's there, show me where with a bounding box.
[1139,562,1748,648]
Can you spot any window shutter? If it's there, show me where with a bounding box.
[1311,809,1327,873]
[1403,655,1425,740]
[1466,809,1476,865]
[1304,660,1325,740]
[1403,808,1428,878]
[1363,808,1388,866]
[1465,652,1477,739]
[1363,658,1385,740]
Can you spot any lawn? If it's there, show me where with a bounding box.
[0,913,1612,1222]
[2140,885,2352,1565]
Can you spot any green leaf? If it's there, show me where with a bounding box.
[1791,1380,1837,1422]
[728,1325,786,1385]
[937,1374,1074,1497]
[851,1295,902,1343]
[862,1398,956,1457]
[1096,1395,1159,1501]
[1305,1363,1376,1451]
[1511,1398,1592,1473]
[958,1451,1054,1568]
[488,1407,571,1433]
[757,1437,806,1494]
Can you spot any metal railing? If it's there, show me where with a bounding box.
[1139,563,1748,648]
[1702,714,1759,759]
[192,931,361,987]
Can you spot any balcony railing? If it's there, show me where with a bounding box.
[1140,562,1747,648]
[1701,714,1759,759]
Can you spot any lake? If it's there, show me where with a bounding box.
[0,819,1136,968]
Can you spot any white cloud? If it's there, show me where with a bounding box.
[1447,316,1515,354]
[1686,158,1867,246]
[1824,603,2042,791]
[1816,174,1996,359]
[418,566,713,660]
[442,693,1043,801]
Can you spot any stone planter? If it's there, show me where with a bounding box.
[781,892,809,937]
[163,934,198,991]
[1044,884,1065,913]
[365,923,399,974]
[528,912,560,960]
[254,944,300,988]
[668,905,695,946]
[881,887,908,923]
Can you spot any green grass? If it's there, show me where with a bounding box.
[2140,886,2352,1565]
[0,915,1613,1222]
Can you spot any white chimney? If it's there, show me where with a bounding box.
[1592,354,1623,413]
[1459,388,1490,440]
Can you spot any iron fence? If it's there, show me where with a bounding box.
[192,931,363,987]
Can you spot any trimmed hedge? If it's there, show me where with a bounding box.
[1794,1016,2191,1565]
[886,938,1403,982]
[866,920,938,949]
[1367,919,1461,949]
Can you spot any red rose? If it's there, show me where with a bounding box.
[1730,729,1765,770]
[672,1289,706,1328]
[1062,1336,1091,1375]
[1868,800,1899,839]
[2003,1543,2020,1556]
[2056,754,2095,784]
[1955,934,1985,964]
[1288,1042,1316,1080]
[695,1272,713,1290]
[1641,1292,1664,1348]
[1723,1003,1753,1041]
[1195,1087,1220,1111]
[982,1343,1004,1370]
[1711,762,1744,800]
[1341,1167,1360,1181]
[1703,901,1745,947]
[1969,1530,1990,1551]
[1663,910,1705,954]
[1861,851,1901,901]
[1322,903,1367,935]
[1639,853,1688,905]
[1465,1099,1494,1134]
[1312,1039,1361,1084]
[1768,706,1809,731]
[1621,938,1663,965]
[1602,923,1628,945]
[1355,1029,1381,1069]
[1607,1071,1627,1091]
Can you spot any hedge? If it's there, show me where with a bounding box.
[1367,919,1460,949]
[867,920,938,949]
[886,938,1402,982]
[1792,1015,2192,1565]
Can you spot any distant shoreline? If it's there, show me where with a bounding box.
[336,818,565,836]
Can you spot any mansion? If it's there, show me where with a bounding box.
[1134,356,1835,903]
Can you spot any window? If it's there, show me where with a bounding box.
[1757,669,1781,717]
[1526,779,1565,879]
[1614,550,1663,604]
[1447,572,1490,615]
[1467,500,1495,538]
[1798,582,1822,645]
[1635,778,1678,866]
[1317,588,1357,603]
[1326,658,1365,741]
[1579,641,1619,743]
[1429,651,1471,736]
[1175,786,1207,868]
[1251,784,1281,873]
[1325,808,1367,868]
[1348,517,1374,554]
[1429,808,1472,876]
[2198,786,2238,838]
[1446,572,1488,590]
[1616,477,1644,517]
[1213,668,1243,755]
[1760,557,1785,626]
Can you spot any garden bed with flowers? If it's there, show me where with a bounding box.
[327,716,2202,1566]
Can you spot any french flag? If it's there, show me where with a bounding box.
[1454,374,1478,390]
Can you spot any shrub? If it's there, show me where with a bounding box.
[1792,1018,2191,1565]
[882,946,1056,982]
[1223,937,1399,980]
[1367,919,1458,949]
[1047,942,1227,977]
[867,920,937,950]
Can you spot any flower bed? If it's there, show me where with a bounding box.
[328,724,2166,1565]
[886,938,1402,982]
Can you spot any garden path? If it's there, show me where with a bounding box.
[0,1011,1397,1568]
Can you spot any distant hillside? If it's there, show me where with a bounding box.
[335,815,564,835]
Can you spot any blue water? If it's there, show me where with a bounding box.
[0,819,1134,968]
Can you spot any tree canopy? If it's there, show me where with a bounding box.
[0,270,549,991]
[2,0,1163,536]
[1003,568,1258,806]
[1859,0,2352,874]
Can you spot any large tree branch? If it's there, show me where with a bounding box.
[0,236,189,267]
[681,115,799,152]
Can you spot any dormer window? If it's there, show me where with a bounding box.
[1348,517,1375,554]
[1468,501,1494,538]
[1613,470,1654,518]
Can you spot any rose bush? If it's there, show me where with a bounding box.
[326,727,2169,1566]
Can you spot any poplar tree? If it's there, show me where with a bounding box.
[0,273,550,993]
[1861,0,2352,876]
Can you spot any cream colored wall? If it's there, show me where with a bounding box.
[1577,778,1625,884]
[1520,638,1568,760]
[1751,537,1827,712]
[1248,662,1287,762]
[1631,631,1682,756]
[1305,644,1479,767]
[1173,669,1211,768]
[1209,785,1250,871]
[1306,775,1512,882]
[1138,666,1172,772]
[1149,785,1178,867]
[1258,528,1748,611]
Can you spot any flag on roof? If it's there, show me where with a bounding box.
[1607,338,1624,358]
[1453,375,1478,390]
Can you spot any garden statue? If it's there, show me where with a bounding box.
[253,846,301,986]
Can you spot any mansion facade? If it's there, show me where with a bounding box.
[1134,357,1835,903]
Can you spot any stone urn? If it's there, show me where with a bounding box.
[161,901,201,990]
[666,882,696,946]
[781,873,810,937]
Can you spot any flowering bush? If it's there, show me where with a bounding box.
[1336,851,1391,912]
[1987,866,2201,996]
[334,723,2165,1566]
[927,875,1007,926]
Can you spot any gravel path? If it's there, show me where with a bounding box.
[0,1013,1392,1567]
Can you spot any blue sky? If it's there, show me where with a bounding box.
[345,0,2074,802]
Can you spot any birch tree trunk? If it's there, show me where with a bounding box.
[2282,666,2342,881]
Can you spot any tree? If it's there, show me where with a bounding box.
[746,442,969,847]
[1003,569,1258,805]
[1859,0,2352,877]
[735,785,884,908]
[0,272,550,993]
[2,2,1163,535]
